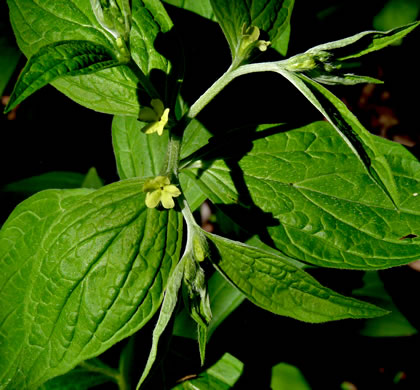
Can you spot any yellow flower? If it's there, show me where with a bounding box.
[240,25,271,54]
[139,99,170,136]
[143,176,181,209]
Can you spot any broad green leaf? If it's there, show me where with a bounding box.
[0,188,94,388]
[171,353,243,390]
[209,0,294,60]
[7,0,174,116]
[112,115,169,179]
[136,255,186,389]
[173,271,245,339]
[182,121,420,269]
[2,171,86,194]
[353,272,417,337]
[271,363,311,390]
[0,178,183,389]
[276,69,400,207]
[205,232,388,322]
[163,0,216,21]
[112,115,207,210]
[305,21,419,61]
[4,40,120,113]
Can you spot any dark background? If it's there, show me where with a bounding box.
[1,1,420,389]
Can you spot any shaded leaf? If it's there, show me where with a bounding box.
[38,366,112,390]
[163,0,216,21]
[205,231,388,322]
[2,171,86,194]
[0,179,183,389]
[81,167,104,189]
[353,272,417,337]
[374,0,420,31]
[0,18,20,96]
[271,363,311,390]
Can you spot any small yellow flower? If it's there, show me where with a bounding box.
[240,25,271,53]
[143,176,181,209]
[139,99,170,136]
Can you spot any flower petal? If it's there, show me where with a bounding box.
[141,122,159,134]
[155,122,165,136]
[161,191,175,209]
[145,190,162,208]
[139,106,159,122]
[151,99,165,117]
[164,184,181,197]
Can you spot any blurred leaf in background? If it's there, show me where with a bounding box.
[374,0,420,31]
[271,362,311,390]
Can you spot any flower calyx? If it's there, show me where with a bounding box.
[139,99,170,136]
[143,176,181,209]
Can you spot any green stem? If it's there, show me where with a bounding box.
[187,62,282,119]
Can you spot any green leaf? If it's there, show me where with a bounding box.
[112,115,207,210]
[4,40,120,113]
[38,366,112,390]
[0,188,94,388]
[209,0,294,60]
[374,0,420,31]
[171,353,243,390]
[180,119,212,160]
[182,121,420,269]
[130,0,176,99]
[277,70,400,207]
[112,115,169,179]
[306,21,419,61]
[2,171,86,194]
[271,363,311,390]
[0,178,183,389]
[0,18,20,96]
[353,272,417,337]
[205,231,388,322]
[163,0,216,21]
[173,271,244,339]
[136,255,186,389]
[81,167,104,189]
[7,0,174,116]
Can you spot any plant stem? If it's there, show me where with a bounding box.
[187,62,282,119]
